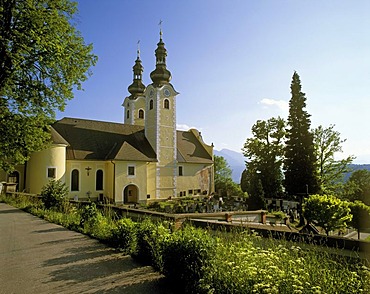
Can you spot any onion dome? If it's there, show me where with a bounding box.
[150,31,171,86]
[128,48,146,99]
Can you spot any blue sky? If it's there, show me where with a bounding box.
[58,1,370,163]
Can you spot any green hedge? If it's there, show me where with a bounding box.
[131,218,170,271]
[161,225,216,293]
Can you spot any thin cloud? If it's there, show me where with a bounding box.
[176,123,199,131]
[260,98,289,112]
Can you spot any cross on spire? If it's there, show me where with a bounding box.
[159,19,163,40]
[137,40,140,58]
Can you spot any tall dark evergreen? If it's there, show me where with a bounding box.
[284,72,320,196]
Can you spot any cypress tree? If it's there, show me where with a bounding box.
[284,72,320,196]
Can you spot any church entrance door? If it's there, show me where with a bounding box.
[123,185,138,204]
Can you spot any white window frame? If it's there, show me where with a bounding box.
[127,165,136,177]
[47,167,57,179]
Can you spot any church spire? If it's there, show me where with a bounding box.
[128,41,146,99]
[150,23,171,86]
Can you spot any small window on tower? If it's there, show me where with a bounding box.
[164,99,169,109]
[149,99,153,110]
[139,109,144,119]
[178,166,183,176]
[126,110,130,119]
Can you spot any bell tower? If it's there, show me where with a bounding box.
[122,43,146,126]
[145,28,179,199]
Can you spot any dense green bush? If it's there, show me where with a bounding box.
[304,194,352,235]
[80,203,114,240]
[110,218,137,254]
[80,202,99,227]
[40,179,68,210]
[132,218,171,271]
[162,225,216,293]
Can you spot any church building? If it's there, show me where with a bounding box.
[0,31,214,204]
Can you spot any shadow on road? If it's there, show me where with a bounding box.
[40,235,174,293]
[0,208,21,214]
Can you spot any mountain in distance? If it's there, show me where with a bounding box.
[214,149,246,183]
[344,164,370,181]
[214,150,370,184]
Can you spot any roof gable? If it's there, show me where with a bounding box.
[177,130,213,164]
[53,118,156,161]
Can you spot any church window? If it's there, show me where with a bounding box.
[71,169,79,191]
[96,169,103,190]
[128,165,135,176]
[149,99,153,110]
[47,167,56,178]
[126,110,130,119]
[138,109,144,119]
[178,166,183,176]
[164,99,170,109]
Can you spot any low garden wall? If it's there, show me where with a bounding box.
[5,191,369,260]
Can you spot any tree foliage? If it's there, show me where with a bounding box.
[0,0,97,171]
[313,124,355,193]
[240,168,265,210]
[214,155,244,197]
[242,116,285,199]
[40,179,68,209]
[284,72,320,195]
[303,194,352,235]
[348,201,370,239]
[343,169,370,205]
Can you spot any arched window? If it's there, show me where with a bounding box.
[71,169,79,191]
[96,169,103,190]
[126,110,130,119]
[138,109,144,119]
[149,99,153,110]
[164,99,170,109]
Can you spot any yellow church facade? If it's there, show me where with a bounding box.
[0,33,214,204]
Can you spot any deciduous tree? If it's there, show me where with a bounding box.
[303,194,352,236]
[0,0,97,171]
[242,117,285,199]
[313,125,355,193]
[344,169,370,205]
[284,72,320,195]
[348,201,370,239]
[214,155,243,197]
[240,167,265,210]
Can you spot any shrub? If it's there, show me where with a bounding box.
[271,210,286,221]
[162,225,216,293]
[79,203,114,240]
[80,203,99,227]
[110,218,137,254]
[303,194,352,235]
[40,179,68,210]
[132,218,171,271]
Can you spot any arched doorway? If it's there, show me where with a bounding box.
[123,185,139,204]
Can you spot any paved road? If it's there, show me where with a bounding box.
[0,203,173,294]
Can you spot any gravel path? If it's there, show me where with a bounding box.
[0,203,173,294]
